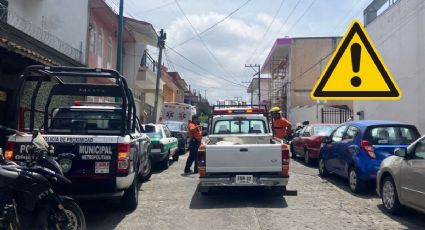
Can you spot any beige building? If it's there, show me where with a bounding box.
[261,37,353,124]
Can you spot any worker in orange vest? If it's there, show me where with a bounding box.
[184,115,202,174]
[270,107,291,140]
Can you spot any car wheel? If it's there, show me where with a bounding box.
[172,150,179,161]
[381,176,403,214]
[318,157,329,177]
[290,144,297,159]
[160,153,170,170]
[304,149,310,165]
[348,167,365,193]
[139,157,152,182]
[120,176,139,211]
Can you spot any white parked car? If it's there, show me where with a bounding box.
[376,135,425,214]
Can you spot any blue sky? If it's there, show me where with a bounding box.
[109,0,374,103]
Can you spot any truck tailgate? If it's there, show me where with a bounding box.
[205,144,281,173]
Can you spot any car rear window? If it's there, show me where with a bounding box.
[213,119,267,134]
[313,125,337,136]
[49,110,122,134]
[143,125,163,138]
[364,126,419,145]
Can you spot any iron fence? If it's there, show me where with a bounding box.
[321,107,353,124]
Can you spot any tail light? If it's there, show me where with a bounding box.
[4,142,15,160]
[361,140,376,159]
[197,144,206,177]
[152,143,164,150]
[314,136,324,145]
[281,144,290,177]
[117,143,130,173]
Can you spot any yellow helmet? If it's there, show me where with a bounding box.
[270,106,281,112]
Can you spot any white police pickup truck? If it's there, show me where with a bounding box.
[5,66,151,210]
[198,106,291,195]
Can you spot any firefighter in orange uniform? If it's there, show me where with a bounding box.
[270,107,291,140]
[184,115,202,173]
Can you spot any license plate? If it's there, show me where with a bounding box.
[235,175,254,184]
[95,162,110,174]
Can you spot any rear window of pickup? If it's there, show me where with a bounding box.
[49,109,122,135]
[213,119,268,134]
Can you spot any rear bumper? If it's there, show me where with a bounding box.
[57,173,135,200]
[199,176,289,187]
[150,151,168,162]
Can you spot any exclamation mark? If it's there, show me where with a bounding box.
[350,43,362,87]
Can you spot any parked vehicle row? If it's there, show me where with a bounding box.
[1,66,189,228]
[290,119,425,216]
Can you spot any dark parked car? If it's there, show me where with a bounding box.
[319,120,420,193]
[290,124,338,165]
[164,121,188,155]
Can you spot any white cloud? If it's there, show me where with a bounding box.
[165,11,287,102]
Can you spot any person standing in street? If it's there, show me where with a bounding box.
[184,115,202,174]
[270,107,291,140]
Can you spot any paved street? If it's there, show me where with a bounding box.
[82,153,425,230]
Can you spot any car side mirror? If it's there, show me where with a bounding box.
[394,147,407,158]
[322,136,332,144]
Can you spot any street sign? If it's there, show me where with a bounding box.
[311,20,401,100]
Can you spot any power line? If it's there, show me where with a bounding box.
[171,0,252,48]
[286,0,317,35]
[247,0,286,63]
[139,0,175,13]
[166,45,248,88]
[173,0,240,83]
[248,0,301,63]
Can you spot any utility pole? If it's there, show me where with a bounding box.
[116,0,124,73]
[245,64,260,105]
[153,29,166,123]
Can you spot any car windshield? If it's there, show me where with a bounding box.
[49,109,122,134]
[313,125,337,136]
[365,125,419,145]
[143,125,163,139]
[213,119,267,134]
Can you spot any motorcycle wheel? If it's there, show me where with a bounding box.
[51,200,86,230]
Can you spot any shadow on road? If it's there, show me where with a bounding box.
[376,204,425,229]
[292,157,318,169]
[82,183,144,230]
[80,199,128,230]
[189,185,288,209]
[320,174,378,199]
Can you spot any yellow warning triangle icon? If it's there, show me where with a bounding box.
[311,20,401,100]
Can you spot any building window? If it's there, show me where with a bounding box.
[97,29,103,57]
[89,23,97,54]
[107,37,113,66]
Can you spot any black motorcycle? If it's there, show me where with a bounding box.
[0,132,86,229]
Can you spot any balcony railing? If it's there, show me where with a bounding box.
[140,49,156,73]
[0,4,84,64]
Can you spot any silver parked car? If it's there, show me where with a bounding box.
[376,135,425,214]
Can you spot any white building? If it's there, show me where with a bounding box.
[247,78,271,106]
[7,0,89,64]
[354,0,425,133]
[122,17,162,123]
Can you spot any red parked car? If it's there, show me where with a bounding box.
[290,124,338,165]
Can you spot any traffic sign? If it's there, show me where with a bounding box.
[311,20,401,100]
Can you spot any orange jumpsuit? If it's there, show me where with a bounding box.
[273,117,291,139]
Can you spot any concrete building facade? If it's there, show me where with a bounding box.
[261,37,353,125]
[354,0,425,132]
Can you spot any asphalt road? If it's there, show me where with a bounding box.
[82,154,425,230]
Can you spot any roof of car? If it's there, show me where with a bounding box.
[343,120,412,127]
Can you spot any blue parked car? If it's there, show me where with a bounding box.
[318,120,420,193]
